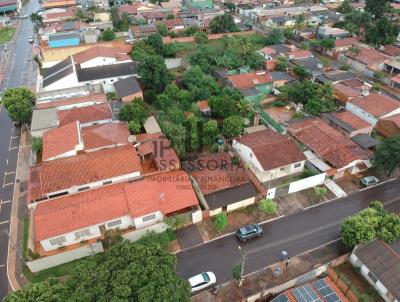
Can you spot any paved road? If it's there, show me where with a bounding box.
[176,179,400,286]
[0,1,39,300]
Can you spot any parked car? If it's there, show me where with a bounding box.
[360,176,379,187]
[28,37,34,43]
[236,224,263,242]
[189,272,216,293]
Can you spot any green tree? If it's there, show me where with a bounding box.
[337,0,352,14]
[110,6,120,28]
[1,87,35,124]
[138,55,172,92]
[210,13,238,34]
[373,136,400,176]
[314,186,327,200]
[30,12,43,32]
[294,13,306,34]
[101,28,115,41]
[146,34,165,55]
[365,0,390,19]
[167,13,175,20]
[232,262,242,281]
[32,137,43,153]
[157,23,170,37]
[75,8,85,21]
[266,28,283,45]
[128,120,141,133]
[203,120,220,145]
[275,56,289,71]
[213,212,228,232]
[366,17,400,46]
[182,65,220,100]
[118,98,149,125]
[259,198,277,215]
[222,115,243,139]
[131,41,156,62]
[194,31,208,44]
[225,2,236,12]
[293,65,310,81]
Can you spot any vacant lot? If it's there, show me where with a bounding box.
[0,26,15,44]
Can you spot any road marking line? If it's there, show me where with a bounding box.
[1,200,12,204]
[11,136,20,139]
[0,264,5,269]
[5,172,15,175]
[0,220,10,225]
[9,146,18,151]
[3,183,14,188]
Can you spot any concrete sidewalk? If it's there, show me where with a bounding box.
[324,179,347,198]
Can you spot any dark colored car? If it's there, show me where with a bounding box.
[236,224,263,242]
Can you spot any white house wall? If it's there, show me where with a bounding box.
[345,102,378,126]
[133,211,163,229]
[80,57,131,69]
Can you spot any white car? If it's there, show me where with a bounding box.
[189,272,216,293]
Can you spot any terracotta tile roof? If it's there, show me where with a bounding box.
[382,44,400,57]
[81,122,130,151]
[380,113,400,128]
[34,170,198,241]
[349,92,400,118]
[346,45,390,66]
[228,72,272,89]
[124,170,198,217]
[44,10,75,20]
[341,78,365,88]
[58,103,113,126]
[332,111,370,130]
[42,122,81,161]
[333,83,360,98]
[236,129,306,171]
[135,133,180,171]
[72,46,130,64]
[188,153,250,195]
[391,73,400,85]
[43,0,75,8]
[288,118,371,169]
[36,93,107,109]
[118,4,138,14]
[161,18,184,27]
[334,37,358,48]
[197,100,210,111]
[34,182,129,241]
[287,50,313,59]
[28,145,142,202]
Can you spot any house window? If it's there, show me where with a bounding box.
[49,236,66,246]
[367,271,378,283]
[142,213,156,222]
[107,219,122,228]
[294,162,302,168]
[74,229,91,240]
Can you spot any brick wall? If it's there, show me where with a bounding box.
[326,264,359,302]
[162,31,257,44]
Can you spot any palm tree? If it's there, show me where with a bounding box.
[236,99,253,117]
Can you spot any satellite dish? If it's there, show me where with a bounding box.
[317,63,323,69]
[128,135,137,143]
[217,138,224,145]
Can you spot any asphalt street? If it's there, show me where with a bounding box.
[0,0,39,299]
[176,179,400,286]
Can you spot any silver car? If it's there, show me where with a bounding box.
[360,176,379,187]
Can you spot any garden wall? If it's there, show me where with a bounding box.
[288,173,326,194]
[162,30,257,44]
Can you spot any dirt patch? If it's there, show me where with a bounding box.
[334,262,383,302]
[276,186,335,216]
[198,204,277,240]
[335,174,362,194]
[263,106,294,124]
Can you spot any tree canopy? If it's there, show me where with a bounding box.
[1,87,35,124]
[138,55,172,93]
[365,0,390,19]
[5,241,191,302]
[118,98,149,126]
[101,28,115,41]
[209,13,238,34]
[341,201,400,248]
[265,28,284,45]
[222,115,244,139]
[373,136,400,176]
[182,65,221,100]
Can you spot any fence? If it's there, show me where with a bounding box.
[26,242,104,272]
[326,266,359,302]
[122,222,168,242]
[162,30,257,44]
[288,173,326,194]
[259,110,286,134]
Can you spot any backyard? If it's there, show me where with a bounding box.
[0,26,15,44]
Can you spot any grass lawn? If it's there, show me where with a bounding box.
[0,27,16,44]
[23,259,82,283]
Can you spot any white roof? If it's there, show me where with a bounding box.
[304,150,331,172]
[143,116,161,134]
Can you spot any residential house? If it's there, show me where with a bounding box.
[345,92,400,126]
[322,111,373,137]
[326,37,359,59]
[31,102,113,137]
[287,118,371,178]
[376,114,400,137]
[390,74,400,89]
[42,121,131,161]
[43,0,76,9]
[196,100,211,116]
[129,23,158,38]
[134,133,180,173]
[141,11,168,23]
[225,70,273,102]
[350,239,400,302]
[272,277,349,302]
[233,129,306,183]
[161,18,185,32]
[28,144,142,205]
[332,83,361,104]
[292,57,328,80]
[186,153,259,216]
[48,32,80,48]
[72,46,131,69]
[343,45,390,73]
[317,27,349,39]
[41,7,76,24]
[0,0,20,13]
[33,170,199,254]
[270,71,296,87]
[35,93,107,110]
[114,76,143,102]
[264,15,295,28]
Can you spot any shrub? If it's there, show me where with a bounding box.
[232,262,242,281]
[271,100,286,107]
[102,228,123,249]
[32,136,42,153]
[128,120,141,134]
[101,28,115,41]
[213,212,228,232]
[165,214,186,230]
[136,230,174,250]
[210,143,219,153]
[314,186,327,200]
[231,156,239,166]
[300,168,316,178]
[372,83,381,91]
[259,198,277,215]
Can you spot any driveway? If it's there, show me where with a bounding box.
[176,224,203,250]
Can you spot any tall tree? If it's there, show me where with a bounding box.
[222,115,243,139]
[1,87,35,124]
[265,28,283,45]
[210,13,238,34]
[336,0,352,14]
[138,55,172,93]
[365,17,400,46]
[373,136,400,176]
[365,0,390,19]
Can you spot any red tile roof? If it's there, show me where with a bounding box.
[380,113,400,128]
[333,83,361,98]
[382,44,400,57]
[287,50,313,59]
[72,46,130,64]
[34,170,198,241]
[288,118,371,168]
[161,18,184,27]
[391,73,400,85]
[57,103,113,126]
[349,92,400,118]
[333,111,371,130]
[42,122,81,161]
[28,145,142,202]
[335,37,358,48]
[236,129,306,171]
[81,122,130,151]
[36,93,107,109]
[197,100,210,111]
[346,45,390,66]
[189,153,250,195]
[228,72,272,89]
[44,10,75,20]
[341,78,365,89]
